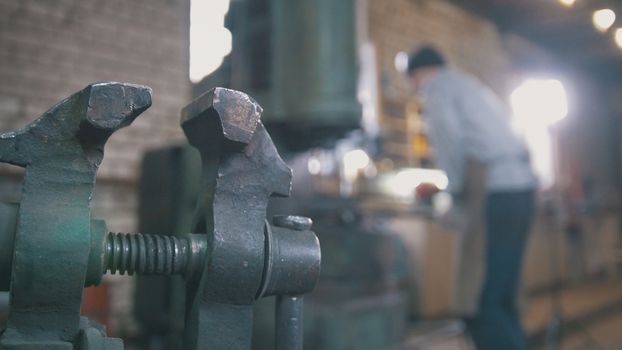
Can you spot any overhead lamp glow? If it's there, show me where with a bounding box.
[593,9,616,32]
[615,28,622,49]
[558,0,576,7]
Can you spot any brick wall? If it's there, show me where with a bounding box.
[370,0,513,100]
[368,0,555,166]
[368,0,619,197]
[369,0,556,100]
[0,0,191,232]
[0,0,191,336]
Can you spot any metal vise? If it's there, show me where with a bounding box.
[0,83,321,350]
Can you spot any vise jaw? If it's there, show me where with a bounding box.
[181,87,320,350]
[0,84,321,350]
[0,82,150,350]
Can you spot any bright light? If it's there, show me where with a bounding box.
[342,149,371,183]
[340,148,372,197]
[381,168,448,198]
[343,149,370,171]
[593,9,616,32]
[510,79,568,128]
[558,0,576,7]
[395,51,409,73]
[510,79,569,189]
[615,28,622,49]
[307,157,321,175]
[189,0,232,83]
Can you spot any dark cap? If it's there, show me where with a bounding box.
[407,46,445,75]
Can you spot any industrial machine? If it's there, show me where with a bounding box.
[186,1,416,348]
[0,83,321,350]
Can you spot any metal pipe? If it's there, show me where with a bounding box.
[275,295,304,350]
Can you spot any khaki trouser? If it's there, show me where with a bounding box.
[451,159,487,317]
[451,218,485,316]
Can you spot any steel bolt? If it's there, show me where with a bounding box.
[104,232,206,280]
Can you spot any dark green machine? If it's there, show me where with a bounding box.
[0,84,321,350]
[133,146,201,349]
[198,0,361,151]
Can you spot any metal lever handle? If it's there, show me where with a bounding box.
[275,295,304,350]
[267,215,321,350]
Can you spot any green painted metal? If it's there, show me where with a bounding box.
[0,203,18,292]
[270,0,360,130]
[76,326,123,350]
[133,145,201,349]
[0,82,150,350]
[212,0,361,150]
[302,221,410,350]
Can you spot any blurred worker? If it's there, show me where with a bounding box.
[405,46,537,350]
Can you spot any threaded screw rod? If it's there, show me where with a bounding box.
[103,232,207,280]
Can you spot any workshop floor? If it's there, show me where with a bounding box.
[526,278,622,350]
[403,278,622,350]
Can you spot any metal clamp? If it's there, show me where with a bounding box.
[0,85,321,350]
